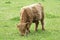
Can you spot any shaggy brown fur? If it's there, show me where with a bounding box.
[17,3,45,36]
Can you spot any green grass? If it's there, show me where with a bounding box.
[0,0,60,40]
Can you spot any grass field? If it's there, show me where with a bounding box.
[0,0,60,40]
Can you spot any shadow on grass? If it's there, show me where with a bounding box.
[27,29,51,36]
[5,1,11,4]
[10,17,20,21]
[42,0,45,2]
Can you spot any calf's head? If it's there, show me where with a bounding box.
[17,23,28,36]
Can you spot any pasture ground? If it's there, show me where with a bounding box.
[0,0,60,40]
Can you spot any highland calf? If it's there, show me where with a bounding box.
[17,3,45,36]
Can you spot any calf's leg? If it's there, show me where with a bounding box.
[26,23,31,34]
[41,19,45,30]
[35,21,39,31]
